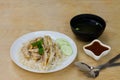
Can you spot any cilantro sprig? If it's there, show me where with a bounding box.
[31,39,44,55]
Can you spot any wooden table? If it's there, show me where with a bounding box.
[0,0,120,80]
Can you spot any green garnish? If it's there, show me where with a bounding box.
[75,28,80,31]
[31,39,44,55]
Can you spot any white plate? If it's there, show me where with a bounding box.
[10,31,77,73]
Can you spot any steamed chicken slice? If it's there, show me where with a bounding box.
[46,36,54,64]
[28,48,39,53]
[31,52,41,61]
[22,46,31,59]
[47,45,55,65]
[42,36,51,65]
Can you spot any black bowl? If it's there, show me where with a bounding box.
[70,14,106,42]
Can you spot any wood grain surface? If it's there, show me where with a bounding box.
[0,0,120,80]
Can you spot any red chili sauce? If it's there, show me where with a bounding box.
[85,41,109,56]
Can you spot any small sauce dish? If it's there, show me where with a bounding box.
[83,39,111,60]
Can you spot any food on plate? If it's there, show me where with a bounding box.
[55,38,72,55]
[19,35,72,71]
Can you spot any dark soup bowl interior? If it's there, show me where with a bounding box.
[70,14,106,42]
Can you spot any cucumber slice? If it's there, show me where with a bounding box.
[55,38,70,46]
[55,38,73,56]
[61,45,72,56]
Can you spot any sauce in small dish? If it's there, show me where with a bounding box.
[83,39,111,60]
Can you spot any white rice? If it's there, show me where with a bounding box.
[18,51,68,72]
